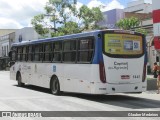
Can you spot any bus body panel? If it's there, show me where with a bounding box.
[10,62,101,94]
[91,82,146,94]
[10,61,146,94]
[103,55,145,84]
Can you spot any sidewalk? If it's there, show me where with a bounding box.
[144,75,157,94]
[143,90,158,94]
[147,74,157,91]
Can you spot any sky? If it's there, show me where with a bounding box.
[0,0,140,29]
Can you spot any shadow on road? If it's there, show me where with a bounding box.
[14,84,160,109]
[68,93,160,109]
[13,84,51,94]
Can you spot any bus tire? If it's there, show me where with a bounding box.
[17,73,25,87]
[50,76,61,95]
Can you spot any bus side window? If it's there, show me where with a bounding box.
[34,45,40,61]
[39,44,44,62]
[26,46,29,61]
[12,52,16,61]
[53,42,62,62]
[10,47,17,61]
[44,43,52,62]
[78,38,94,63]
[22,46,26,61]
[17,47,22,61]
[63,40,76,62]
[28,46,33,61]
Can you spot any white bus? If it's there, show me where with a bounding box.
[9,30,147,95]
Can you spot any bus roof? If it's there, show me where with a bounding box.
[12,30,102,47]
[11,29,138,47]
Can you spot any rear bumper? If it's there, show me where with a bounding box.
[91,82,147,94]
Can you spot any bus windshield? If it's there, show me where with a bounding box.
[103,33,144,58]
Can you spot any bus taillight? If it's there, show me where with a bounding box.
[142,64,146,82]
[99,62,106,83]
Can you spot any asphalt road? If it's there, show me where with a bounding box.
[0,71,160,120]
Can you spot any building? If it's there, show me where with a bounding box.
[0,31,16,70]
[0,29,17,57]
[98,9,124,29]
[0,29,17,36]
[15,27,41,43]
[0,27,41,58]
[0,27,41,70]
[0,32,15,57]
[124,0,152,13]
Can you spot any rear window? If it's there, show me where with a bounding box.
[103,33,144,58]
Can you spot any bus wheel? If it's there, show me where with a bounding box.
[17,73,25,87]
[50,77,61,95]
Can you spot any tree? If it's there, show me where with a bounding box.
[135,28,147,35]
[116,17,140,30]
[51,21,81,37]
[31,0,103,37]
[78,5,103,31]
[116,17,147,35]
[31,14,49,36]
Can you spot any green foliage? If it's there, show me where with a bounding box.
[116,17,147,35]
[34,24,49,36]
[51,31,65,37]
[135,28,147,35]
[51,21,81,37]
[31,0,103,37]
[116,17,140,30]
[31,14,49,36]
[78,5,103,30]
[92,7,103,22]
[91,7,103,29]
[60,21,81,34]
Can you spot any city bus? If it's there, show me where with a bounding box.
[9,29,147,95]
